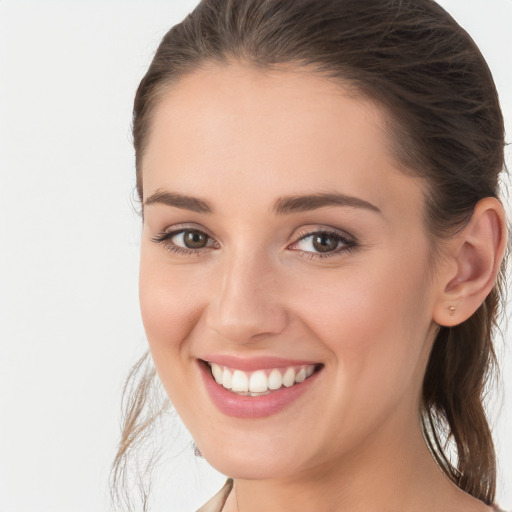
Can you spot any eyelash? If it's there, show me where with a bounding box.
[151,227,357,260]
[151,228,218,256]
[291,228,357,259]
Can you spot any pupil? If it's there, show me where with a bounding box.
[184,231,207,249]
[312,234,338,253]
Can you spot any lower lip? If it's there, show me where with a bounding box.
[198,360,322,418]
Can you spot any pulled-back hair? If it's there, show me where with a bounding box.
[111,0,508,509]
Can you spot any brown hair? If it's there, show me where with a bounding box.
[111,0,508,509]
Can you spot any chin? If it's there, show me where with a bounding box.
[197,437,306,481]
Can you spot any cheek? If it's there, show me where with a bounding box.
[295,255,427,342]
[292,251,432,402]
[283,258,433,457]
[138,249,208,375]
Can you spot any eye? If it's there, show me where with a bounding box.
[290,229,356,258]
[151,227,217,255]
[173,229,210,249]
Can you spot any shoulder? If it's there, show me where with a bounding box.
[196,479,234,512]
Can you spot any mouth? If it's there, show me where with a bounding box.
[198,358,324,418]
[205,360,322,396]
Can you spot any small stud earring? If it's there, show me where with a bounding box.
[449,306,456,316]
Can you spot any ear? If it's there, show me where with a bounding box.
[433,197,508,327]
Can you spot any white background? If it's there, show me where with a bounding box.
[0,1,510,511]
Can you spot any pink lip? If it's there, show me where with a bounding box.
[198,360,323,419]
[201,354,319,371]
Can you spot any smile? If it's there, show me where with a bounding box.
[208,362,317,396]
[199,358,323,418]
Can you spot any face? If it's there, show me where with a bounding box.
[139,61,442,481]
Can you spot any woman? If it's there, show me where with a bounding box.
[112,0,509,510]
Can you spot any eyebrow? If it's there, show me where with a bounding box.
[272,192,381,215]
[144,190,213,213]
[143,190,381,215]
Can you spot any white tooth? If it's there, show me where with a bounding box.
[306,365,315,377]
[268,369,283,390]
[211,363,223,384]
[249,371,268,393]
[295,368,307,383]
[283,367,296,387]
[231,370,249,392]
[222,368,233,389]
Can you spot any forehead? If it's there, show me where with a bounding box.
[141,61,425,219]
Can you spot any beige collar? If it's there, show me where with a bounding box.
[196,479,234,512]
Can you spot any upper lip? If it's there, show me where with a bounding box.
[200,355,321,371]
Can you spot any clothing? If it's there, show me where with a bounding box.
[196,479,233,512]
[196,479,508,512]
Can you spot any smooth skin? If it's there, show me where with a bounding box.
[138,61,507,512]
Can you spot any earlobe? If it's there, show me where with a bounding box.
[433,197,507,327]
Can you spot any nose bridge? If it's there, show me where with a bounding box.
[207,246,288,344]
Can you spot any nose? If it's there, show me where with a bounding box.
[205,251,289,345]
